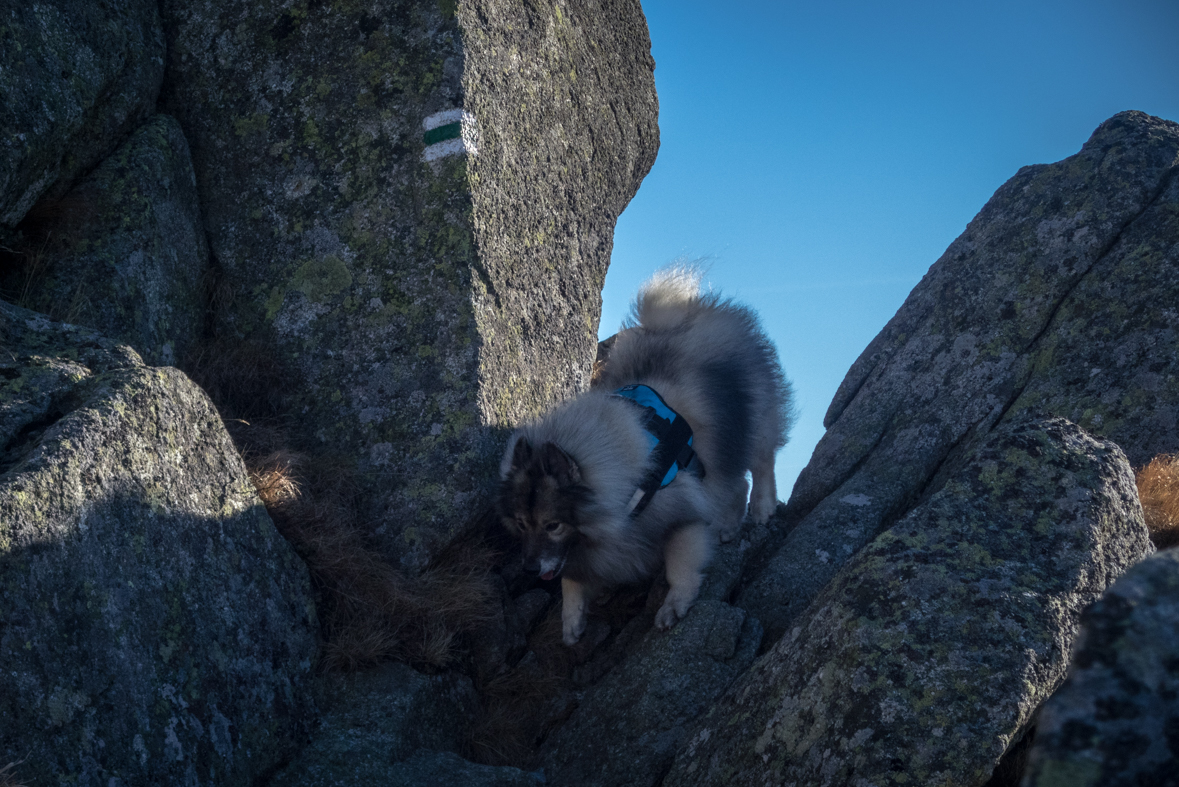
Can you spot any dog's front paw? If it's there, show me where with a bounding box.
[562,612,587,645]
[561,576,588,646]
[654,602,681,630]
[654,589,695,631]
[748,495,776,525]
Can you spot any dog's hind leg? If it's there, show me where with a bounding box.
[656,523,712,630]
[716,475,749,542]
[749,449,778,524]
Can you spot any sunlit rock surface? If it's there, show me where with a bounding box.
[1022,547,1179,787]
[159,0,659,569]
[667,415,1151,787]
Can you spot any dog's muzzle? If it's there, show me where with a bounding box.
[528,555,565,582]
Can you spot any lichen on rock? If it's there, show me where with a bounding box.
[666,415,1152,787]
[0,300,318,785]
[158,0,659,570]
[0,0,164,228]
[1022,547,1179,787]
[0,114,210,367]
[739,111,1179,643]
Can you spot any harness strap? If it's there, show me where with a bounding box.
[611,385,705,516]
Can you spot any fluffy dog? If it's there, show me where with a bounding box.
[498,269,791,644]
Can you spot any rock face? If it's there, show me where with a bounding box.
[739,111,1179,642]
[0,0,165,227]
[1022,547,1179,787]
[159,0,659,569]
[665,416,1152,787]
[0,301,318,785]
[270,662,496,787]
[7,5,1173,784]
[541,600,762,787]
[0,114,209,366]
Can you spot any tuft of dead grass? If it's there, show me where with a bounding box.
[247,449,304,508]
[238,435,501,673]
[0,761,25,787]
[181,299,501,674]
[1137,453,1179,549]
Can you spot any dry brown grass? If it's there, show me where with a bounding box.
[0,761,24,787]
[181,304,501,674]
[1137,454,1179,550]
[247,449,304,508]
[180,270,567,761]
[236,435,500,672]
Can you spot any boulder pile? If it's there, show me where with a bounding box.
[2,1,1177,784]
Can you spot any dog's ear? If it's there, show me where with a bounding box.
[509,436,533,474]
[539,442,581,487]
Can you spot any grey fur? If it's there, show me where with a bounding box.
[499,268,792,642]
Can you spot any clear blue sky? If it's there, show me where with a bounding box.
[600,0,1179,501]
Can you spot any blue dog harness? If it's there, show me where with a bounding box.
[611,384,704,515]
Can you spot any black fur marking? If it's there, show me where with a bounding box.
[497,451,594,532]
[539,441,582,486]
[499,452,596,578]
[700,357,754,479]
[512,437,533,472]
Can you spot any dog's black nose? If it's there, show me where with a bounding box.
[522,559,541,575]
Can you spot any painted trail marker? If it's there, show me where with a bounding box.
[422,109,479,161]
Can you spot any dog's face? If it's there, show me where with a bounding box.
[498,437,589,580]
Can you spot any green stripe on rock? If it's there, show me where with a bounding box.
[424,122,462,146]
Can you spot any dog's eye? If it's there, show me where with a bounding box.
[545,522,561,532]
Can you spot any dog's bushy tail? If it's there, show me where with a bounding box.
[627,266,704,332]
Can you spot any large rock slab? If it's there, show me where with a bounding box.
[1022,547,1179,787]
[270,662,483,787]
[665,416,1152,787]
[0,301,318,786]
[740,111,1179,641]
[541,600,761,787]
[0,0,164,227]
[159,0,659,569]
[1,114,209,366]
